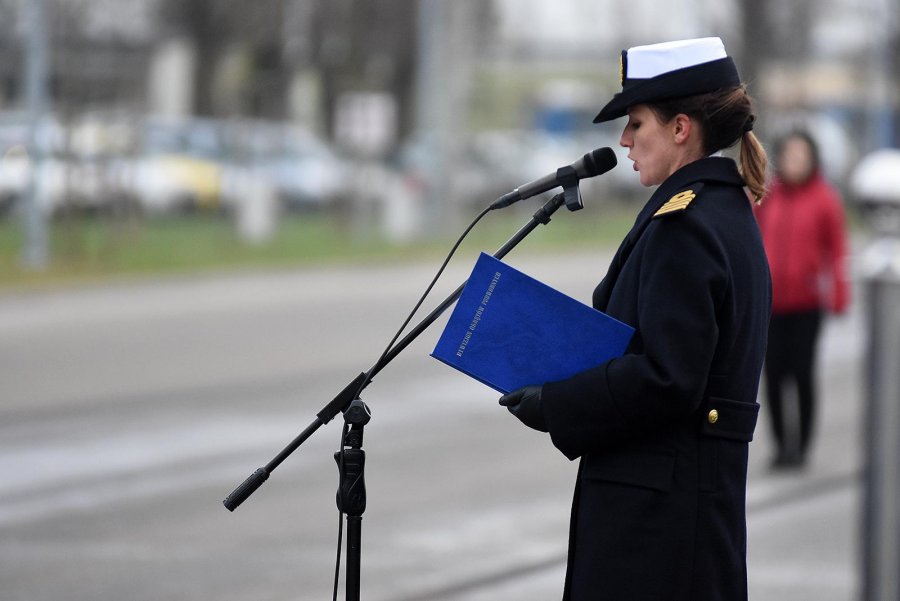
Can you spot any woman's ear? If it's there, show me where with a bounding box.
[672,113,693,144]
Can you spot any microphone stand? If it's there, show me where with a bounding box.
[223,187,579,599]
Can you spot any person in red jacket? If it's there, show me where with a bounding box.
[755,129,850,469]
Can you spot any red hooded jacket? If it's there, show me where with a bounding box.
[754,171,850,315]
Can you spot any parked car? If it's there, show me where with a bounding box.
[130,117,226,215]
[393,133,524,210]
[0,111,151,218]
[224,120,350,212]
[0,113,68,217]
[64,112,142,214]
[480,129,642,203]
[398,129,642,212]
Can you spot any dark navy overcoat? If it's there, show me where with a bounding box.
[541,157,772,601]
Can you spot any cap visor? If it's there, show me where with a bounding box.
[592,93,632,123]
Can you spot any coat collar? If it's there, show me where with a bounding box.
[655,156,744,198]
[623,157,742,234]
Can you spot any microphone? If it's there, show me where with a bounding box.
[490,147,618,210]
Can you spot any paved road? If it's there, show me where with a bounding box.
[0,248,865,601]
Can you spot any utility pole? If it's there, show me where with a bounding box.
[413,0,475,236]
[413,0,450,234]
[22,0,50,270]
[866,0,896,151]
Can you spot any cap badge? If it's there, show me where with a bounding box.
[654,189,696,217]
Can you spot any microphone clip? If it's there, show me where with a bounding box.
[556,165,584,212]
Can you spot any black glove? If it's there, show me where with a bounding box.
[499,385,547,432]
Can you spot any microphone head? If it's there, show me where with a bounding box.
[582,147,618,177]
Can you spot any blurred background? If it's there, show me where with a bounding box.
[0,0,896,277]
[1,1,898,600]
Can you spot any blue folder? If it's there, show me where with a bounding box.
[431,253,634,393]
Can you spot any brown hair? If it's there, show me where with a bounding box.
[647,86,768,203]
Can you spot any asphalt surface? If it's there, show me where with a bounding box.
[0,247,865,601]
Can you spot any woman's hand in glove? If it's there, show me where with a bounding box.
[498,385,547,432]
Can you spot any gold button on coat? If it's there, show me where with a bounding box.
[708,409,719,424]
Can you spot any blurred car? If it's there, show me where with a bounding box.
[0,113,68,217]
[225,120,350,212]
[394,133,522,210]
[469,129,642,205]
[61,112,143,214]
[130,117,226,215]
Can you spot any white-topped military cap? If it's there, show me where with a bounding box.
[593,37,741,123]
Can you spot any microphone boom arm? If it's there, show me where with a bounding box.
[223,191,573,511]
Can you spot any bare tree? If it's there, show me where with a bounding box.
[307,0,419,143]
[157,0,239,116]
[153,0,497,145]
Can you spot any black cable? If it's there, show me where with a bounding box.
[355,204,493,398]
[332,508,343,601]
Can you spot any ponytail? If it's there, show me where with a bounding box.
[740,130,768,204]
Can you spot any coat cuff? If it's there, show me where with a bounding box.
[541,362,630,460]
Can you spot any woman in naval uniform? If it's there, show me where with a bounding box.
[499,37,771,601]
